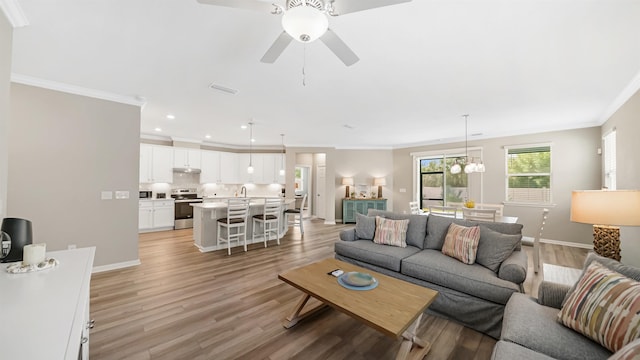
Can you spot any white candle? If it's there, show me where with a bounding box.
[23,243,46,266]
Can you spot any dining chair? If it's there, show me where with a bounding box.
[284,193,307,236]
[217,198,250,255]
[532,208,549,273]
[462,208,497,222]
[252,198,282,247]
[474,203,504,216]
[409,201,422,214]
[428,206,458,218]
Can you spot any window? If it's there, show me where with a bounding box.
[506,145,551,204]
[419,157,467,209]
[603,130,616,190]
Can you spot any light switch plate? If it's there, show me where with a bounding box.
[115,191,129,199]
[399,188,407,193]
[101,191,113,200]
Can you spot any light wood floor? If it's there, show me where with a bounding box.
[89,220,588,360]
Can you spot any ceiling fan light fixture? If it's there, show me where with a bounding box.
[282,6,328,43]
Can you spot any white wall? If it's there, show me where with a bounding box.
[393,127,602,246]
[0,13,12,219]
[334,149,394,222]
[8,84,141,267]
[602,88,640,266]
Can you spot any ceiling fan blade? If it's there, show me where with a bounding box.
[196,0,275,13]
[330,0,411,16]
[319,29,359,66]
[260,32,293,63]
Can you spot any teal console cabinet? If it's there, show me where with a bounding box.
[342,199,387,223]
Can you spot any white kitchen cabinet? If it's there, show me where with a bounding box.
[173,148,201,169]
[140,144,173,183]
[262,153,286,184]
[219,151,239,184]
[237,153,262,184]
[200,150,221,184]
[0,247,95,360]
[139,200,174,232]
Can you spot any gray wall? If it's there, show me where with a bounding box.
[0,14,12,219]
[334,149,394,222]
[393,127,602,245]
[8,84,140,267]
[602,88,640,266]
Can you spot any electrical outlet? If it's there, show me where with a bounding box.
[399,188,407,193]
[115,191,129,199]
[68,244,76,250]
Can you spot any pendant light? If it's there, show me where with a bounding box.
[247,122,254,174]
[451,114,486,174]
[279,134,285,176]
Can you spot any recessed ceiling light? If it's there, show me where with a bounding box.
[205,134,211,139]
[251,138,256,143]
[166,114,175,120]
[241,125,248,129]
[154,127,162,132]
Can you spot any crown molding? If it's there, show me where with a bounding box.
[0,0,28,27]
[11,73,146,107]
[600,69,640,123]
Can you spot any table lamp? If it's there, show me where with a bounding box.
[570,190,640,261]
[374,177,386,199]
[342,177,354,198]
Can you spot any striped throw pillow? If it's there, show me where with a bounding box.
[609,338,640,360]
[441,223,481,264]
[373,216,409,248]
[558,261,640,353]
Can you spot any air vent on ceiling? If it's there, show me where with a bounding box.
[209,83,239,95]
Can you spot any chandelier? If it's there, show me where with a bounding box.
[450,114,486,174]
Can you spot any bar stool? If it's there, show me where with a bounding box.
[217,198,250,255]
[285,193,307,236]
[252,198,283,247]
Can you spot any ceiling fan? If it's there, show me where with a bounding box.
[197,0,412,66]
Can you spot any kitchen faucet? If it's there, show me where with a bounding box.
[240,186,247,197]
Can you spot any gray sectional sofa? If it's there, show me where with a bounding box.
[335,209,527,339]
[492,252,640,360]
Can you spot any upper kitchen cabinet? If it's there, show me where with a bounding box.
[173,148,201,169]
[140,144,173,183]
[262,153,286,184]
[200,150,221,184]
[219,152,239,184]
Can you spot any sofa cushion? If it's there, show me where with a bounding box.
[609,338,640,360]
[491,340,556,360]
[367,209,428,249]
[558,261,640,353]
[441,223,480,264]
[373,216,410,247]
[476,227,522,272]
[502,293,612,360]
[425,215,524,250]
[355,213,376,240]
[401,249,519,305]
[334,240,421,272]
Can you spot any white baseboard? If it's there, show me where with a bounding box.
[195,243,218,253]
[522,236,592,250]
[324,220,336,225]
[92,259,141,273]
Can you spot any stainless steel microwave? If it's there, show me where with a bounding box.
[139,191,152,199]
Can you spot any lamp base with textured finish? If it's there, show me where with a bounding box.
[593,225,621,261]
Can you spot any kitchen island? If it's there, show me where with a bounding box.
[191,198,296,252]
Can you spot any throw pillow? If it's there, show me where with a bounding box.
[441,223,481,264]
[373,216,409,248]
[558,261,640,353]
[609,338,640,360]
[355,213,376,240]
[475,227,522,272]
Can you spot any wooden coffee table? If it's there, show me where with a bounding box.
[278,258,439,360]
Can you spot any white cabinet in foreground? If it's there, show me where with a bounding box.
[0,247,96,360]
[139,199,175,232]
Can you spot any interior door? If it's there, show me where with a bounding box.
[316,165,326,219]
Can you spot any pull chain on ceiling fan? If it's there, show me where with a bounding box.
[197,0,412,66]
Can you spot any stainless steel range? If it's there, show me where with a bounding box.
[171,189,203,229]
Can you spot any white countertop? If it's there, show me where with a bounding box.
[192,198,294,209]
[139,198,174,201]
